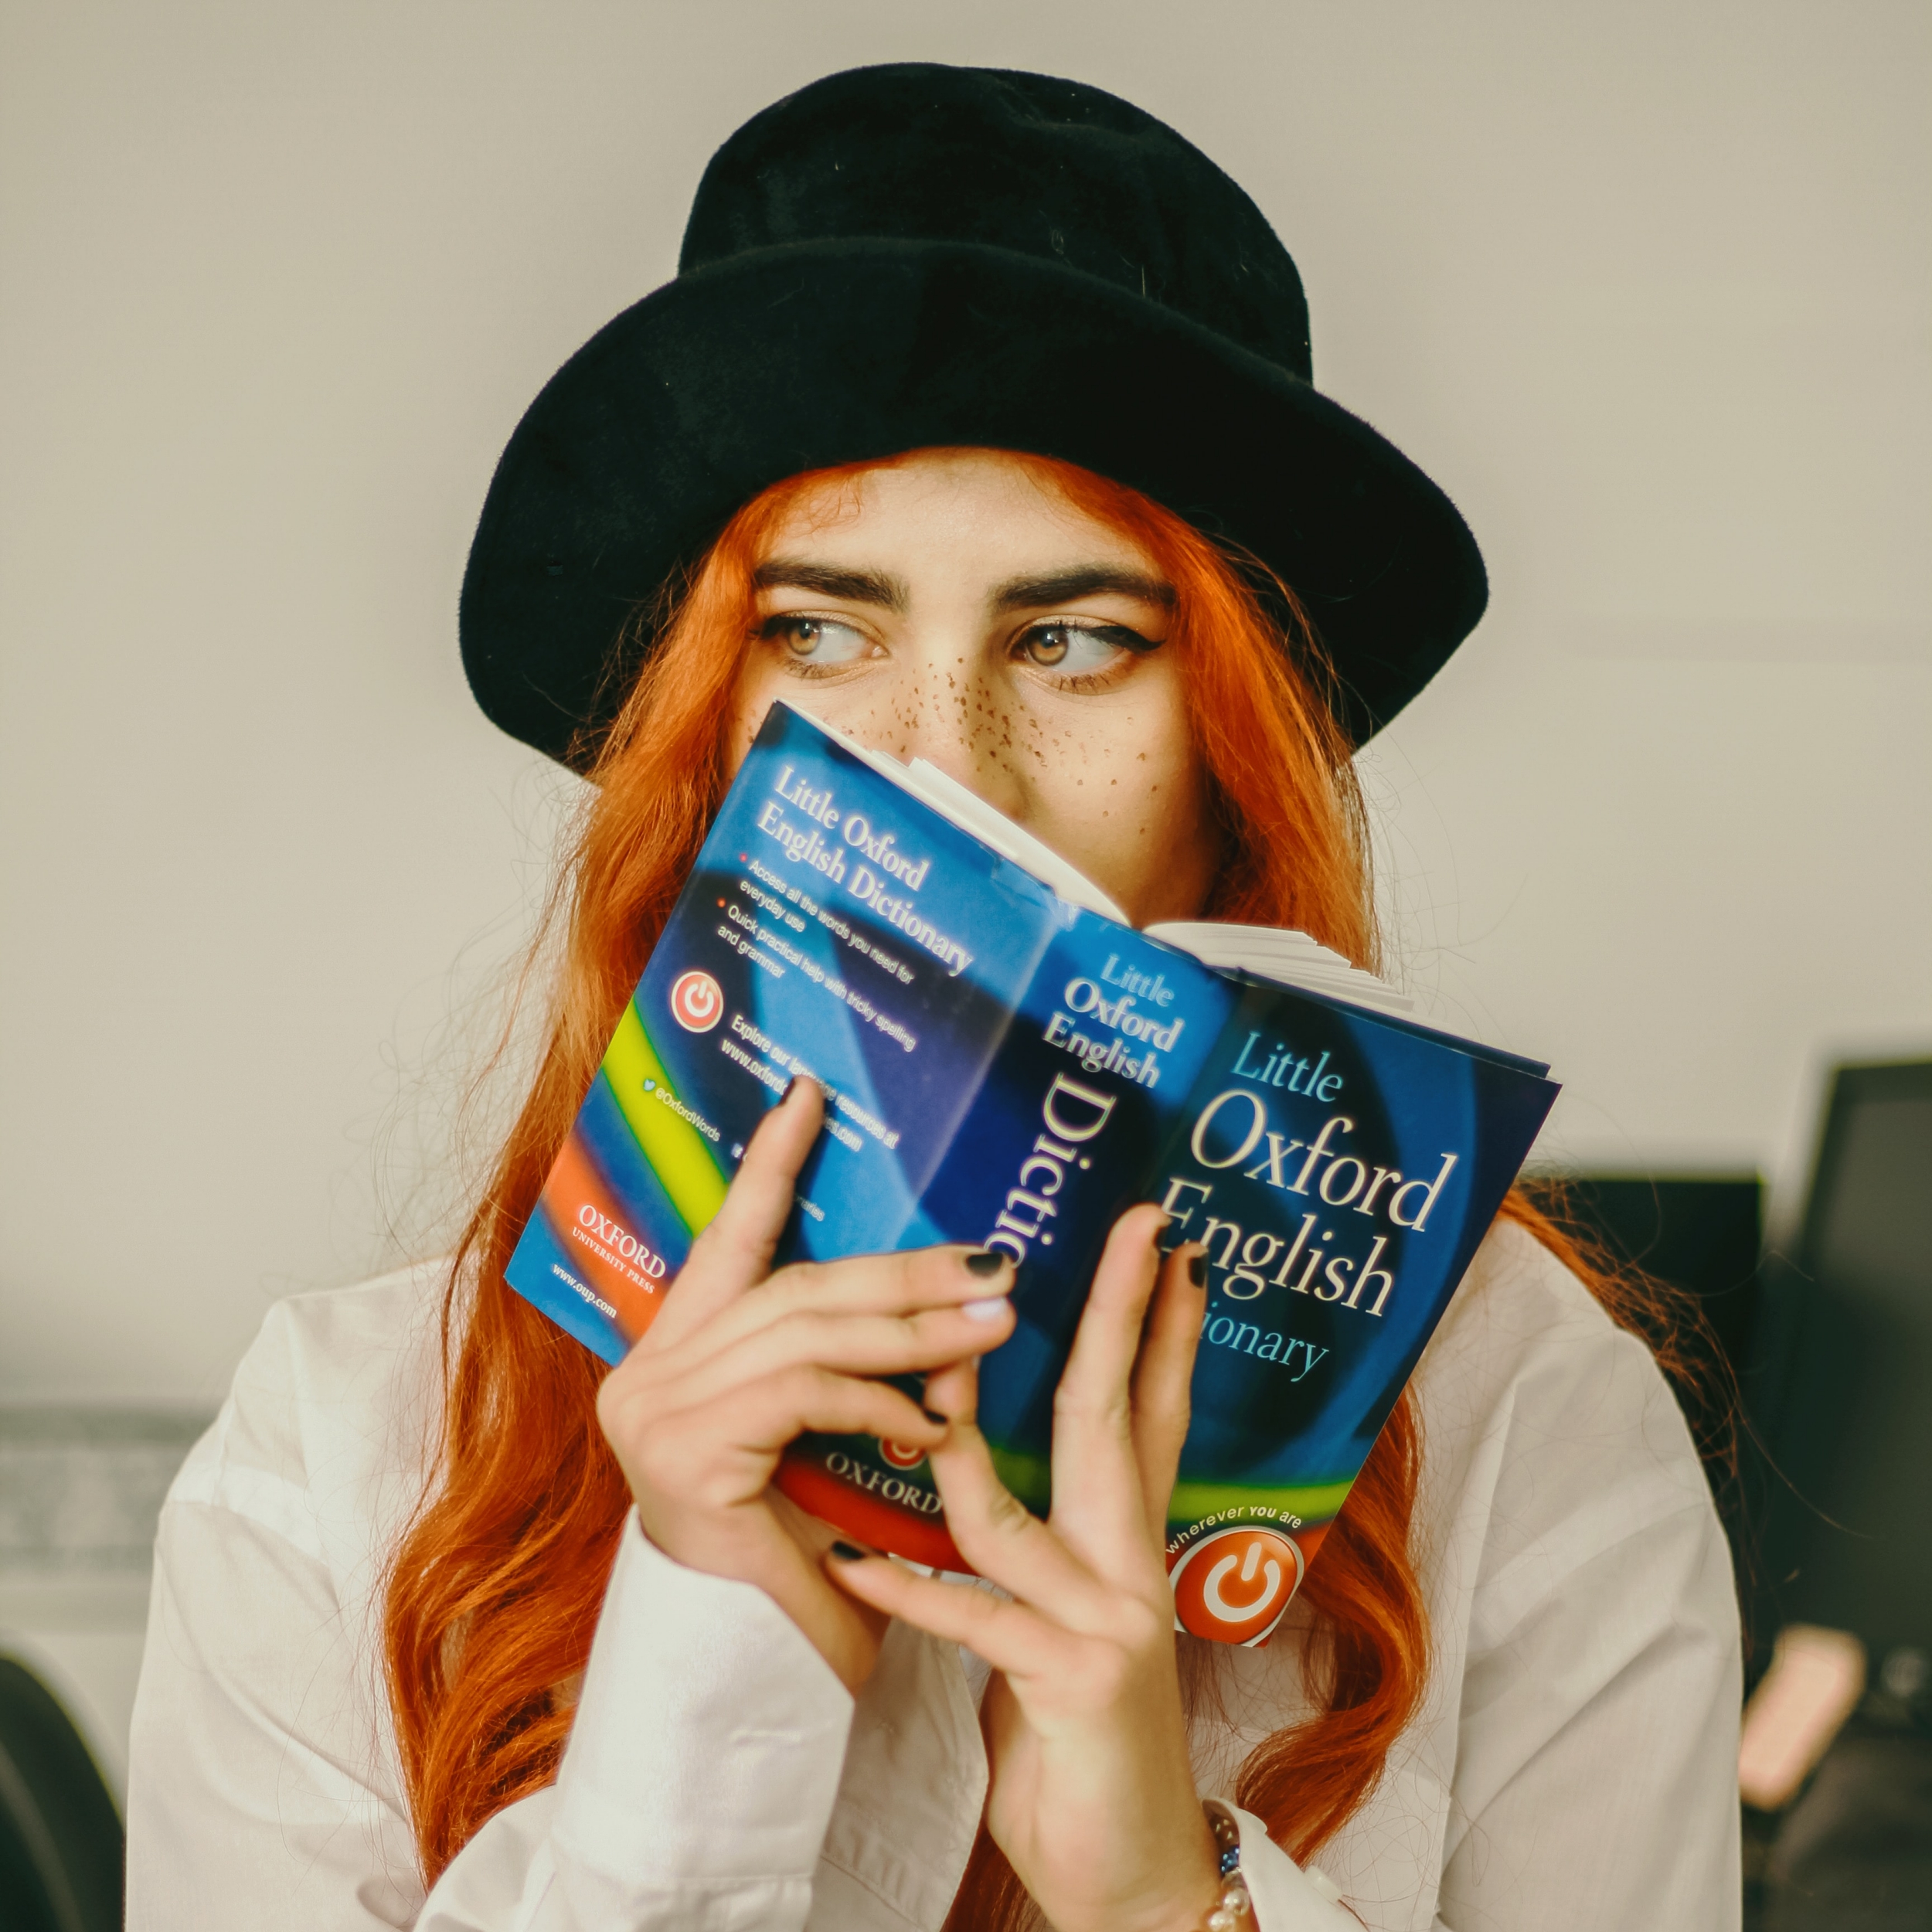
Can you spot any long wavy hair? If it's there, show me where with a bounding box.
[382,451,1720,1923]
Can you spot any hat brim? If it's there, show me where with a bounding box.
[460,239,1487,767]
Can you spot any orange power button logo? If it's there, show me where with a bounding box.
[1169,1526,1305,1646]
[668,970,725,1032]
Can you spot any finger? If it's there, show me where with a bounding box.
[611,1361,947,1480]
[639,1297,1018,1418]
[1047,1205,1169,1543]
[653,1244,1015,1383]
[920,1345,982,1436]
[650,1079,825,1342]
[920,1379,1117,1630]
[825,1550,1078,1679]
[1131,1243,1206,1544]
[921,1351,979,1427]
[761,1245,1014,1320]
[1055,1206,1169,1437]
[717,1363,947,1458]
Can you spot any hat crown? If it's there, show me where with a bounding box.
[679,63,1312,385]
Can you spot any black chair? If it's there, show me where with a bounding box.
[1743,1058,1932,1931]
[1555,1172,1766,1604]
[1752,1059,1932,1670]
[1558,1125,1932,1929]
[0,1655,124,1932]
[1563,1172,1765,1376]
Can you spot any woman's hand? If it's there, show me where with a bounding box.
[595,1077,1017,1692]
[828,1206,1223,1932]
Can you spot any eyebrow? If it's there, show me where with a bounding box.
[753,560,908,611]
[991,567,1175,613]
[753,558,1175,618]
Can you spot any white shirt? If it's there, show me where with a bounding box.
[125,1220,1742,1930]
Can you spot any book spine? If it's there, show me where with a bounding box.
[774,917,1236,1569]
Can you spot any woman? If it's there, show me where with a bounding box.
[127,65,1742,1931]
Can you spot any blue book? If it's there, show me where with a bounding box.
[507,701,1558,1645]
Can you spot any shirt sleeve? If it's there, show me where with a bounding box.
[421,1518,860,1931]
[434,1515,857,1932]
[128,1459,856,1931]
[1235,1811,1367,1930]
[1434,1489,1743,1932]
[1239,1230,1745,1932]
[126,1419,428,1929]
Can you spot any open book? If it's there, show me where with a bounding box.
[506,701,1558,1645]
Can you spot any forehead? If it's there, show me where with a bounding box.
[758,451,1156,575]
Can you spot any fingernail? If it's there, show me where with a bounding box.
[964,1249,1006,1277]
[920,1405,948,1425]
[963,1296,1010,1321]
[783,1075,801,1099]
[828,1539,868,1562]
[1188,1251,1208,1287]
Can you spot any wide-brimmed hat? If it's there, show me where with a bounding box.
[460,63,1487,770]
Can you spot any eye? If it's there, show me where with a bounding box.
[761,614,874,668]
[1015,622,1154,675]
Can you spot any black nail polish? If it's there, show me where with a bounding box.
[921,1406,948,1426]
[964,1249,1005,1277]
[829,1539,867,1562]
[1189,1251,1208,1287]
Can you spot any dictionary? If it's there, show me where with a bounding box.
[505,701,1559,1645]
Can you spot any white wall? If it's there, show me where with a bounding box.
[3,0,1927,1405]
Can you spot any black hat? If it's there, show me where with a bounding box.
[460,63,1487,770]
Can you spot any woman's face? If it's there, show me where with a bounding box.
[730,451,1217,927]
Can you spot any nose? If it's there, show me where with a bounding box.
[883,649,1032,823]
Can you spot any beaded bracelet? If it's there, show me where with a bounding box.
[1198,1800,1253,1932]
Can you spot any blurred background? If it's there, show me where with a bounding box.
[2,2,1927,1924]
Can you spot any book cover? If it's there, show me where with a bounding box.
[505,702,1558,1644]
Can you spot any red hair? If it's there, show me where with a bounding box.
[382,452,1709,1917]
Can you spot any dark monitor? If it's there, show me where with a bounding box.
[1562,1174,1764,1383]
[1757,1060,1932,1670]
[1556,1174,1764,1624]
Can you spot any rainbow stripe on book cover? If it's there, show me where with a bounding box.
[506,703,1557,1645]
